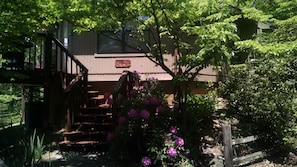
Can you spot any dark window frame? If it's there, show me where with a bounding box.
[97,30,150,54]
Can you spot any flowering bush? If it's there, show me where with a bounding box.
[145,126,194,166]
[108,75,194,166]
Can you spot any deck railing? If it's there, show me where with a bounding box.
[29,32,88,130]
[0,32,88,130]
[48,33,88,131]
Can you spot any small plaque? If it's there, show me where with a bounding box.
[115,59,131,68]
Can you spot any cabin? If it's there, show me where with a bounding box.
[0,19,268,151]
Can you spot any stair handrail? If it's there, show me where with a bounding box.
[52,36,88,92]
[51,36,88,76]
[45,32,89,131]
[112,70,140,107]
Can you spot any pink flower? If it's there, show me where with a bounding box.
[128,109,138,117]
[118,116,126,125]
[175,137,184,147]
[149,77,157,81]
[148,97,158,106]
[133,70,141,78]
[156,106,165,113]
[167,147,177,157]
[170,126,177,134]
[104,92,111,99]
[129,90,136,98]
[107,98,113,105]
[141,156,151,166]
[140,109,150,119]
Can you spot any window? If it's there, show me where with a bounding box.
[97,30,150,53]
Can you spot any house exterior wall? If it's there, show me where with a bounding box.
[69,31,218,95]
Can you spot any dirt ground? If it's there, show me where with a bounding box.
[200,114,297,167]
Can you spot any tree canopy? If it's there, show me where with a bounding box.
[220,0,297,148]
[65,0,240,82]
[64,0,296,83]
[0,0,63,52]
[1,0,296,73]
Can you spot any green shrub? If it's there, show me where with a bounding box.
[180,93,216,160]
[0,83,22,127]
[0,128,45,167]
[220,61,297,149]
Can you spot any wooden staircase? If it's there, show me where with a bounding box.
[59,85,113,152]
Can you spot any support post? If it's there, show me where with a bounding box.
[223,122,233,167]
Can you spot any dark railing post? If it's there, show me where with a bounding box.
[43,33,53,128]
[44,33,52,73]
[37,32,89,130]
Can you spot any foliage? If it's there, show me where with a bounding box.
[181,93,216,160]
[218,0,297,150]
[235,0,297,56]
[24,129,46,167]
[109,77,179,166]
[0,84,22,127]
[0,0,65,82]
[220,61,297,148]
[64,0,242,102]
[146,126,194,167]
[0,0,64,52]
[0,128,45,167]
[185,93,216,121]
[109,73,215,166]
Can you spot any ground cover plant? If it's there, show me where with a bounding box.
[0,127,46,167]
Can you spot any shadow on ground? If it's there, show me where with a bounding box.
[41,151,113,167]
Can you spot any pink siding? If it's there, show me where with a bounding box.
[70,32,218,82]
[75,53,218,82]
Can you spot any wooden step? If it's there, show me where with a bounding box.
[87,90,99,97]
[73,122,112,126]
[63,131,108,137]
[75,113,112,122]
[80,107,112,114]
[59,140,109,152]
[59,84,113,153]
[87,96,106,107]
[72,122,113,131]
[63,131,108,141]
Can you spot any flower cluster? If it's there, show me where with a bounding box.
[141,126,191,166]
[108,74,175,166]
[141,156,152,166]
[165,127,185,157]
[108,71,213,166]
[110,77,170,129]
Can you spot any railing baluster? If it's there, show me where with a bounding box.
[60,48,63,72]
[70,59,73,74]
[53,42,56,71]
[64,52,66,73]
[34,40,37,69]
[40,39,43,69]
[28,47,31,70]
